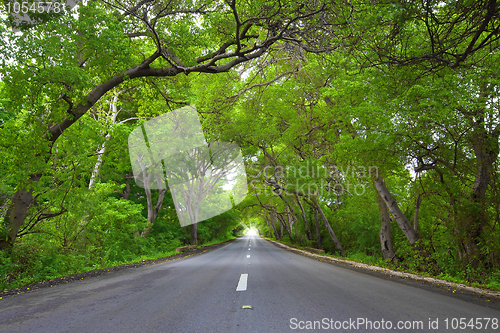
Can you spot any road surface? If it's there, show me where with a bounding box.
[1,235,499,332]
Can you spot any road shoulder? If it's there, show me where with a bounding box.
[263,237,500,310]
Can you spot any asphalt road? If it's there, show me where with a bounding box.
[1,235,499,333]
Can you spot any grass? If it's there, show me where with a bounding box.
[198,235,237,248]
[1,237,236,291]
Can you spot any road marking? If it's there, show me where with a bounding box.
[241,305,253,310]
[236,273,248,291]
[247,255,250,258]
[248,248,251,250]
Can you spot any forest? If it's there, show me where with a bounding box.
[1,0,500,292]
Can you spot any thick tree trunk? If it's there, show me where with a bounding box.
[460,84,499,268]
[374,176,440,272]
[462,139,497,267]
[373,177,419,246]
[190,223,198,245]
[0,174,41,251]
[377,192,395,260]
[314,208,322,249]
[315,204,345,256]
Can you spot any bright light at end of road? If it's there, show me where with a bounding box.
[246,228,258,236]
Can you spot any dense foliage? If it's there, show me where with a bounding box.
[1,0,499,290]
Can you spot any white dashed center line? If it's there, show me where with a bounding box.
[236,274,248,291]
[247,255,250,258]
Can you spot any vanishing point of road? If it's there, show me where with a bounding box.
[1,235,499,332]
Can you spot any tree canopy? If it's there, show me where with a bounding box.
[1,0,500,291]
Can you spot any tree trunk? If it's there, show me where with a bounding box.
[315,204,345,256]
[263,216,272,237]
[290,213,299,243]
[413,191,422,232]
[373,176,419,246]
[269,211,280,239]
[374,176,441,272]
[141,188,167,238]
[135,152,168,238]
[88,139,108,189]
[456,83,500,268]
[89,90,121,190]
[295,219,299,243]
[191,223,198,245]
[295,192,312,241]
[0,174,41,251]
[377,191,395,260]
[314,208,322,249]
[274,212,294,243]
[461,110,499,268]
[280,220,283,239]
